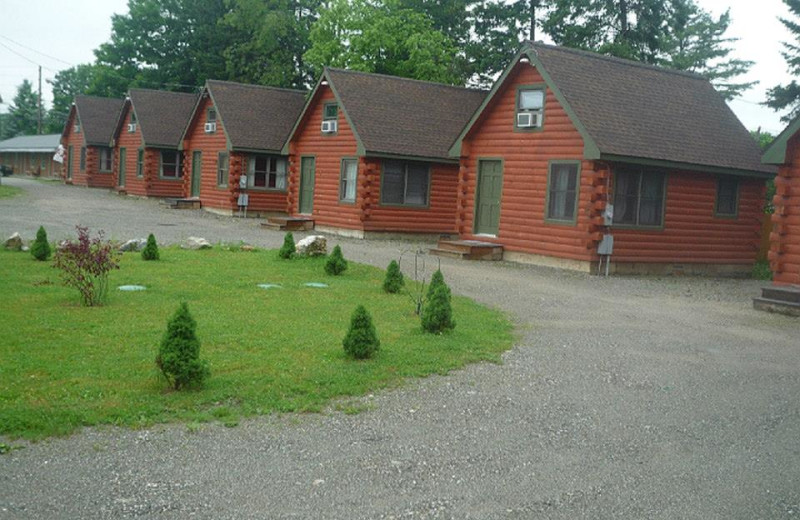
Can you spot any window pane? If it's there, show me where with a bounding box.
[405,164,428,205]
[324,104,338,119]
[519,90,544,110]
[613,170,638,225]
[638,173,663,226]
[340,159,357,202]
[716,178,738,215]
[382,161,404,204]
[217,153,228,186]
[207,108,216,122]
[275,158,287,190]
[547,163,578,220]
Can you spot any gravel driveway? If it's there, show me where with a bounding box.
[1,177,798,519]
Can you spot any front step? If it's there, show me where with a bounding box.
[753,285,800,317]
[262,216,314,231]
[167,198,202,210]
[430,239,503,261]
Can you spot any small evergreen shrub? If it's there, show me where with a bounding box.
[343,305,380,359]
[31,226,51,261]
[53,226,120,306]
[156,302,209,390]
[141,233,160,261]
[279,232,296,259]
[325,245,348,275]
[382,260,404,294]
[421,270,455,333]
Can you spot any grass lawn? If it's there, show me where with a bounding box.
[0,184,23,198]
[0,247,513,440]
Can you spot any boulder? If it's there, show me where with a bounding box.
[241,244,255,252]
[4,232,23,251]
[182,236,212,250]
[296,235,327,257]
[119,238,147,252]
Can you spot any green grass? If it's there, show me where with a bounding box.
[0,247,513,440]
[0,184,23,198]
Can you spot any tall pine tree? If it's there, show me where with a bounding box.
[8,80,39,137]
[766,0,800,121]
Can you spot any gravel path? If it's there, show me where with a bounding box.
[1,176,799,519]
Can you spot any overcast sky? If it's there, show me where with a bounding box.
[0,0,794,134]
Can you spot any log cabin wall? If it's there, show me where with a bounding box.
[235,152,289,215]
[288,86,362,231]
[770,134,800,285]
[182,95,232,211]
[146,149,186,198]
[115,107,145,195]
[457,63,598,264]
[63,111,87,185]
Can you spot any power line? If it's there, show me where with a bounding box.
[0,41,59,74]
[0,35,74,67]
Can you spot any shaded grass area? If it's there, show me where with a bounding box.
[0,184,23,198]
[0,247,513,440]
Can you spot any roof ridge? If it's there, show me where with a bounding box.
[206,79,306,95]
[129,88,198,97]
[526,41,706,81]
[325,67,486,94]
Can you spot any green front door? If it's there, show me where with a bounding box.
[474,159,503,235]
[118,148,126,187]
[191,151,202,198]
[67,146,73,180]
[299,156,315,214]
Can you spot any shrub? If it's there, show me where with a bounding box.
[343,305,380,359]
[30,226,51,261]
[279,232,296,259]
[382,260,404,294]
[421,270,455,333]
[752,260,772,281]
[53,226,120,306]
[325,245,348,275]
[156,302,209,390]
[141,233,160,261]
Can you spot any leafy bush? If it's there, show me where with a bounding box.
[343,305,380,359]
[279,232,296,259]
[325,245,348,275]
[141,233,160,261]
[30,226,51,261]
[752,260,772,281]
[421,270,455,333]
[382,260,404,293]
[156,302,209,389]
[53,226,120,306]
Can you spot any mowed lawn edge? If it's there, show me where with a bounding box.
[0,247,514,440]
[0,184,24,199]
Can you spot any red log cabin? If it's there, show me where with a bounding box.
[448,42,774,275]
[112,89,197,198]
[179,80,306,215]
[761,119,800,287]
[61,95,124,187]
[281,68,485,237]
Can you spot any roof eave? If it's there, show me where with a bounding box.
[762,115,800,165]
[601,153,776,179]
[364,150,459,164]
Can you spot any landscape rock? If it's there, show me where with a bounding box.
[119,238,147,252]
[4,232,23,251]
[182,236,212,250]
[296,235,327,257]
[241,245,255,252]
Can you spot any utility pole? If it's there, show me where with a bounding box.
[37,65,42,135]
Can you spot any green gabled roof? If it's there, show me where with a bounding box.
[762,115,800,165]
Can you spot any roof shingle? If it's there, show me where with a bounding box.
[0,134,61,152]
[73,95,125,146]
[128,89,198,148]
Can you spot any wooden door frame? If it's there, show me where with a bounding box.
[299,155,316,215]
[191,151,202,198]
[118,147,126,187]
[473,157,504,236]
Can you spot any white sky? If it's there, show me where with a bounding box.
[0,0,794,134]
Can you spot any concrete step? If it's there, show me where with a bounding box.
[430,239,503,261]
[263,216,314,231]
[167,198,201,210]
[753,297,800,317]
[761,285,800,304]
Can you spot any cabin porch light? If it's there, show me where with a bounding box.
[321,80,329,86]
[519,57,530,64]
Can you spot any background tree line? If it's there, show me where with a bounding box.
[3,0,800,139]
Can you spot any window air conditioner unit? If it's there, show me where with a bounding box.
[127,123,137,132]
[321,120,338,133]
[204,122,217,133]
[516,112,541,128]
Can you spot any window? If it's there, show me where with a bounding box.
[546,162,580,222]
[381,161,430,206]
[129,111,137,131]
[79,147,86,171]
[160,151,183,178]
[207,108,216,122]
[339,159,358,203]
[323,103,338,120]
[99,147,113,172]
[516,87,545,129]
[74,120,81,133]
[136,149,144,178]
[612,169,665,227]
[247,155,286,190]
[715,177,739,217]
[217,152,229,187]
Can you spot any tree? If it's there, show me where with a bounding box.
[766,0,800,121]
[157,302,209,389]
[342,305,380,359]
[324,244,348,275]
[223,0,321,88]
[31,226,52,261]
[8,80,39,137]
[46,64,100,133]
[541,0,753,99]
[141,233,160,261]
[382,260,404,293]
[421,270,455,333]
[278,232,296,259]
[305,0,463,85]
